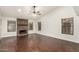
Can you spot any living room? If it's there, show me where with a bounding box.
[0,6,79,52]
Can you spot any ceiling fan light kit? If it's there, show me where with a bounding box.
[32,6,41,16]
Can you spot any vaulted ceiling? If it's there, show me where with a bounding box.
[0,6,57,19]
[73,6,79,16]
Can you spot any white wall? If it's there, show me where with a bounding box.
[1,17,17,37]
[36,6,79,43]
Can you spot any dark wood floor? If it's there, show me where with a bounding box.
[0,34,79,52]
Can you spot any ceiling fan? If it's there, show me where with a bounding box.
[32,6,41,15]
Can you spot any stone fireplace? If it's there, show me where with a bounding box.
[17,19,28,36]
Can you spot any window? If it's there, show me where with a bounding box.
[7,21,16,32]
[29,22,33,30]
[61,17,74,35]
[38,22,41,31]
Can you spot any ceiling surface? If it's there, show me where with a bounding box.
[73,6,79,16]
[0,6,57,19]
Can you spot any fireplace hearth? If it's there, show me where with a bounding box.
[19,30,27,34]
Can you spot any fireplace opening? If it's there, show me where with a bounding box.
[19,30,27,34]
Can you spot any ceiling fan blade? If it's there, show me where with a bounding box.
[38,13,41,15]
[37,11,41,15]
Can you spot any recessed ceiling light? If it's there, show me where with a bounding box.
[18,9,22,12]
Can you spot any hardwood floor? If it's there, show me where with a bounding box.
[0,34,79,52]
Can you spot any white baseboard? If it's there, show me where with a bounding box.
[36,33,79,44]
